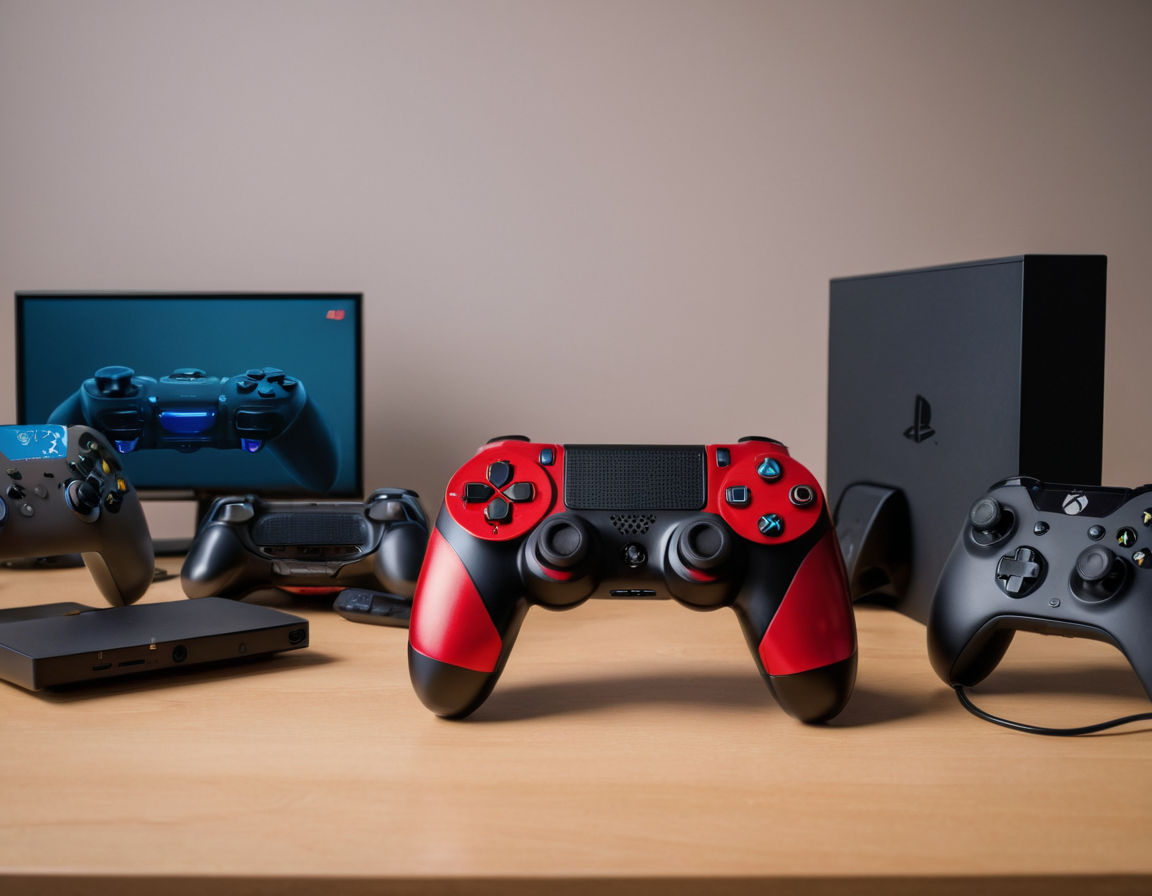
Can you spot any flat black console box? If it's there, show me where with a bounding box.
[0,598,309,689]
[827,255,1107,622]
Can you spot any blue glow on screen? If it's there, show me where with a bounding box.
[17,294,362,496]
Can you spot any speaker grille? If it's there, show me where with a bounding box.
[610,514,657,536]
[564,446,706,511]
[252,513,367,547]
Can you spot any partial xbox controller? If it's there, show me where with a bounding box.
[409,437,857,722]
[928,477,1152,699]
[0,424,154,605]
[181,489,429,600]
[48,365,339,492]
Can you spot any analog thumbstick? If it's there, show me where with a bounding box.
[969,497,1002,531]
[968,496,1013,546]
[677,519,732,571]
[1076,545,1114,583]
[93,366,136,397]
[536,517,588,570]
[65,479,102,520]
[1072,545,1127,602]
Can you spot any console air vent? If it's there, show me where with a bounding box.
[610,514,657,536]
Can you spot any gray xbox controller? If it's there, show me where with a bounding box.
[0,424,154,605]
[928,476,1152,699]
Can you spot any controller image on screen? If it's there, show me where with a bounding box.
[181,489,429,601]
[408,437,858,723]
[47,365,339,493]
[928,477,1152,700]
[0,424,154,605]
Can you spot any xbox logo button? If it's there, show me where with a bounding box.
[1062,492,1090,515]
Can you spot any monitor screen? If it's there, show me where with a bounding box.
[15,292,362,499]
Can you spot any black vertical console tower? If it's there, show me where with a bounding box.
[827,255,1107,622]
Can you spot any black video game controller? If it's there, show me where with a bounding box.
[181,489,429,600]
[0,424,154,605]
[48,365,339,492]
[928,477,1152,700]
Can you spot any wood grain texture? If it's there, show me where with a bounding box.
[0,564,1149,893]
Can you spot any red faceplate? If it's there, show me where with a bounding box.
[758,527,856,675]
[409,529,504,672]
[443,440,824,549]
[708,443,823,546]
[444,442,561,541]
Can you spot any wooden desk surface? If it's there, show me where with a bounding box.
[0,563,1149,895]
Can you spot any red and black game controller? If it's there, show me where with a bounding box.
[408,437,857,722]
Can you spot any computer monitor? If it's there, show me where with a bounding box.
[15,292,363,514]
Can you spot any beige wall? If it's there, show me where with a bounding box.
[2,0,1150,534]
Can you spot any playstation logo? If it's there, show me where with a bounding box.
[1062,492,1090,515]
[903,394,935,443]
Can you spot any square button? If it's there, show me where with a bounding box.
[725,485,751,507]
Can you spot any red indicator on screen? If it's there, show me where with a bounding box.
[326,309,346,321]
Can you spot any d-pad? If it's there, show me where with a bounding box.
[462,461,536,524]
[996,546,1044,597]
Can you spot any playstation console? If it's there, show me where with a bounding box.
[828,255,1107,622]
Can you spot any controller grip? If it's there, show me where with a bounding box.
[757,527,857,722]
[86,501,155,606]
[926,543,1014,686]
[269,397,339,493]
[1126,647,1152,702]
[181,524,255,599]
[374,524,429,598]
[82,549,152,606]
[408,529,526,718]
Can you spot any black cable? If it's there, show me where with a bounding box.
[953,685,1152,736]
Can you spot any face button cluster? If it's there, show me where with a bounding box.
[716,446,823,545]
[1113,507,1152,570]
[235,367,300,398]
[64,433,130,519]
[1134,510,1152,567]
[230,369,302,451]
